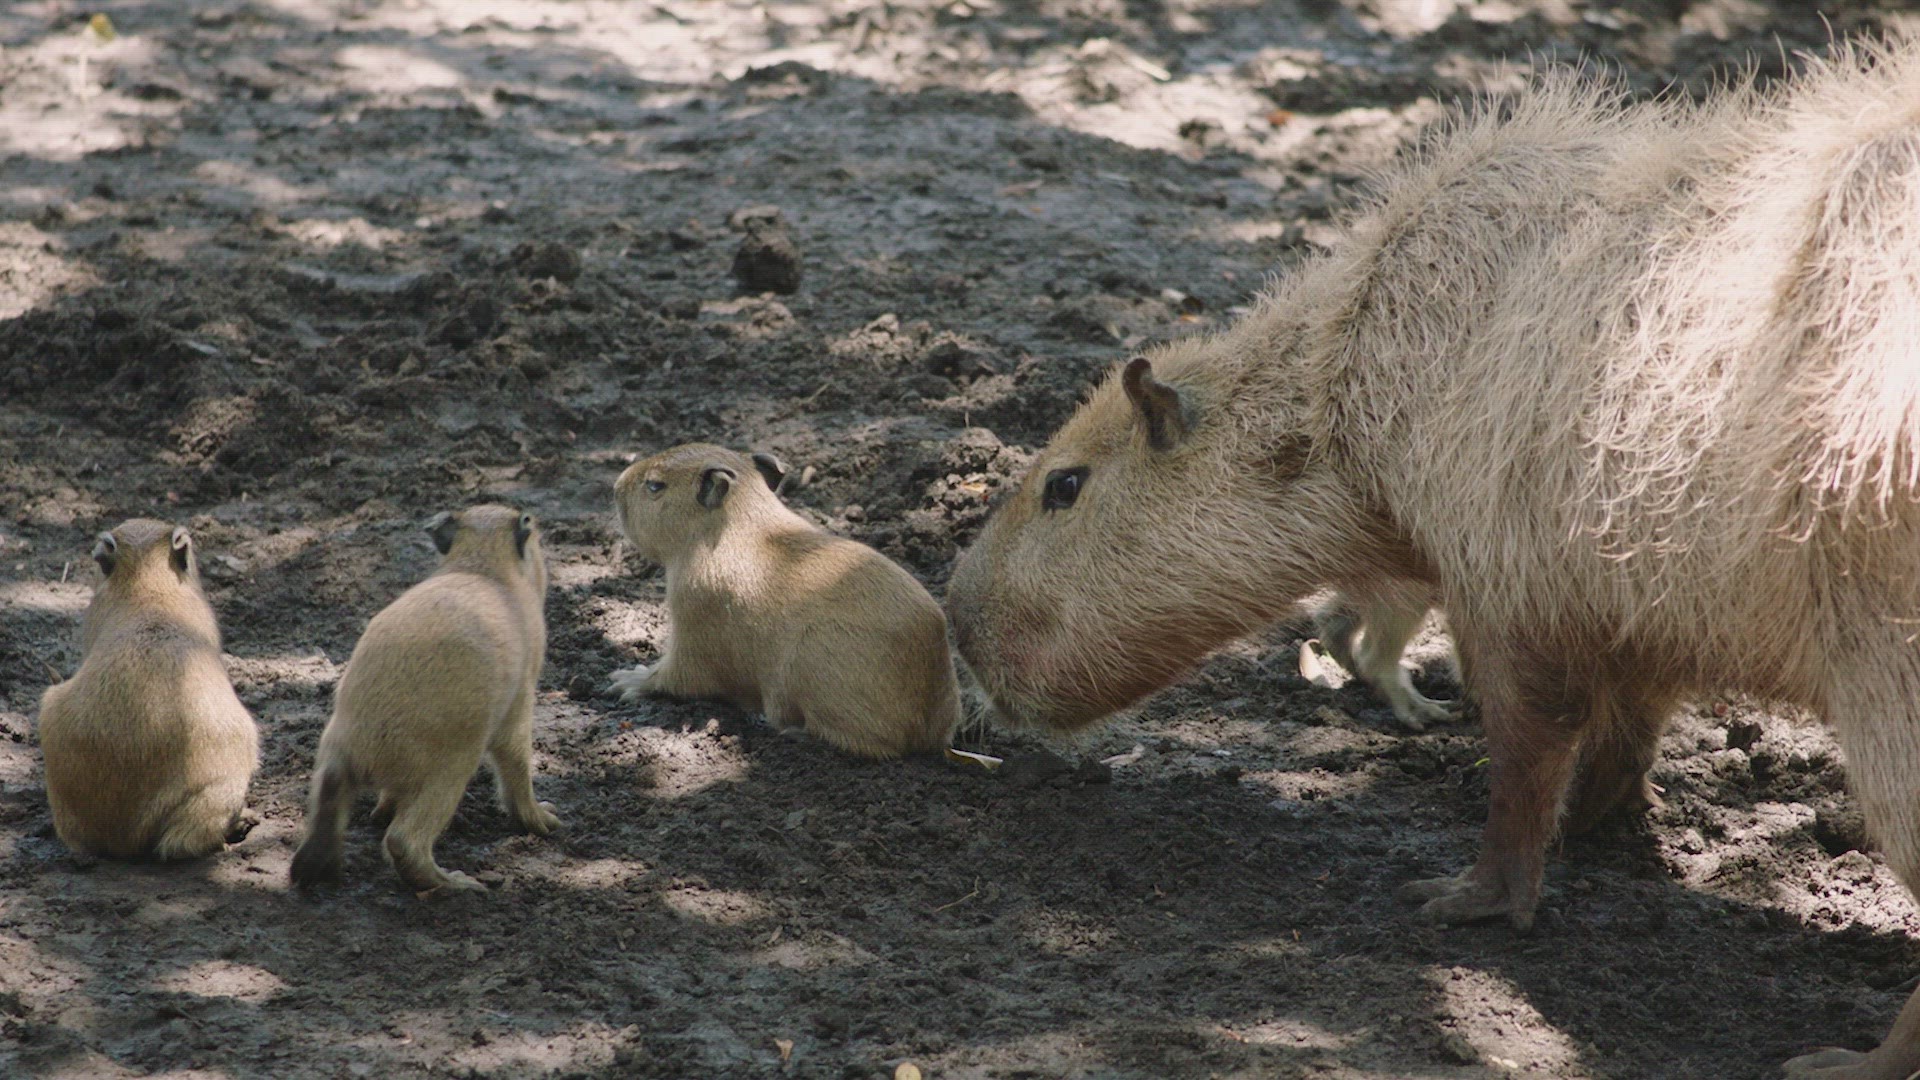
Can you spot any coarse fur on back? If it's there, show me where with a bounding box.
[290,503,556,895]
[37,519,259,860]
[948,35,1920,1079]
[609,443,959,759]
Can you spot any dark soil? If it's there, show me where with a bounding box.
[1,1,1913,1077]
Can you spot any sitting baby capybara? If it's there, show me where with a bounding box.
[609,443,958,759]
[38,519,259,860]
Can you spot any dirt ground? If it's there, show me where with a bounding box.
[2,1,1916,1077]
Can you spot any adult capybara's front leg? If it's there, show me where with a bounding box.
[1785,987,1920,1079]
[1402,645,1583,929]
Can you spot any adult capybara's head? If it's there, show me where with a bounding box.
[947,332,1379,733]
[613,443,788,564]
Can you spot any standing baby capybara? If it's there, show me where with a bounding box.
[946,37,1920,1079]
[608,443,959,759]
[291,505,556,894]
[37,519,259,860]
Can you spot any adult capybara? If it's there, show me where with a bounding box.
[946,37,1920,1080]
[37,519,259,860]
[609,443,959,759]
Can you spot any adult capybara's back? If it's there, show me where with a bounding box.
[947,37,1920,1080]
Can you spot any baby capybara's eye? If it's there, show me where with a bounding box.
[1041,467,1089,511]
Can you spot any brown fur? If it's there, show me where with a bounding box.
[947,37,1920,1078]
[290,504,555,894]
[609,443,959,759]
[36,519,259,860]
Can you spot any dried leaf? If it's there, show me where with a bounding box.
[87,13,116,42]
[1265,108,1294,127]
[944,748,1003,770]
[774,1038,794,1064]
[1297,640,1348,690]
[895,1065,923,1080]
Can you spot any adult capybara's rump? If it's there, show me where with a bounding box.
[947,36,1920,1080]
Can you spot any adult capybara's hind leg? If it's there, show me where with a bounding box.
[1786,664,1920,1080]
[1402,638,1585,928]
[1562,681,1675,836]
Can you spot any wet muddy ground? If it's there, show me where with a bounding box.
[1,1,1915,1076]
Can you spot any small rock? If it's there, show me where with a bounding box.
[509,240,581,283]
[1813,805,1871,856]
[732,217,802,294]
[1001,748,1073,789]
[1439,1030,1478,1065]
[923,337,1000,381]
[1832,849,1877,882]
[565,673,598,701]
[1724,716,1763,751]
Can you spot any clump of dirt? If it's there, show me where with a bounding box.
[0,1,1913,1078]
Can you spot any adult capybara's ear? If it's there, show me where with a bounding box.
[697,467,736,509]
[750,452,788,493]
[1122,357,1189,451]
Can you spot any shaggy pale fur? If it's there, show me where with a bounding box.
[291,504,555,894]
[37,519,259,860]
[948,37,1920,1079]
[609,443,959,759]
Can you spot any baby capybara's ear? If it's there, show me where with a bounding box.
[424,511,460,555]
[91,532,118,576]
[169,527,194,576]
[750,452,788,493]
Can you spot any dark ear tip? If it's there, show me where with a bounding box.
[425,511,461,554]
[750,452,788,490]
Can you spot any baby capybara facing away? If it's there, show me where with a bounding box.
[609,443,959,759]
[291,505,556,894]
[38,519,259,860]
[947,37,1920,1080]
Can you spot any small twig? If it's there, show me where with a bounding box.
[930,881,980,914]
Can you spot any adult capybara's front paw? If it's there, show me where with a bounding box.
[1783,1046,1920,1080]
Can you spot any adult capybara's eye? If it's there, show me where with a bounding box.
[1041,467,1088,511]
[645,480,666,495]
